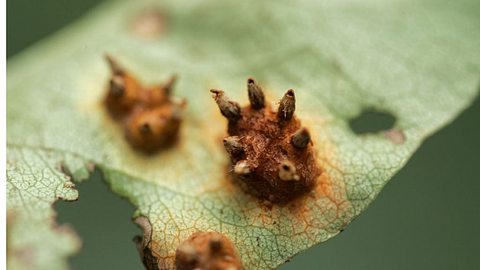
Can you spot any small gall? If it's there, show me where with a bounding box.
[234,160,251,175]
[177,243,198,264]
[278,160,300,181]
[125,106,183,153]
[109,75,125,98]
[175,232,243,270]
[223,136,244,159]
[104,56,142,118]
[105,54,125,75]
[291,127,311,149]
[278,89,296,121]
[104,55,185,153]
[211,79,320,203]
[163,74,177,95]
[209,234,223,253]
[247,78,265,110]
[210,89,242,123]
[139,122,151,135]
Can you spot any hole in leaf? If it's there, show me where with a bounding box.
[55,170,143,269]
[349,109,396,135]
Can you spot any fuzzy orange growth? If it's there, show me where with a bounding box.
[176,232,243,270]
[211,79,320,203]
[104,55,185,153]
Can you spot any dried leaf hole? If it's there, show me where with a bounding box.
[349,109,397,135]
[55,170,144,269]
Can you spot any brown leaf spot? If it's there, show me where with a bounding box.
[132,9,166,39]
[384,129,406,144]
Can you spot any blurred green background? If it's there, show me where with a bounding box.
[7,0,480,269]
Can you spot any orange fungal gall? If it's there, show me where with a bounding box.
[176,232,243,270]
[211,78,321,203]
[104,55,185,153]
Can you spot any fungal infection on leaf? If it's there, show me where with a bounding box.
[175,232,243,270]
[211,78,321,203]
[104,55,185,153]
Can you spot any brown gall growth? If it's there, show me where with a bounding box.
[125,104,184,152]
[104,55,185,153]
[211,78,320,203]
[105,55,143,118]
[176,232,243,270]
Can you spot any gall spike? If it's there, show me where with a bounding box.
[210,89,242,122]
[109,75,125,98]
[247,78,265,109]
[223,136,244,159]
[163,74,177,95]
[105,54,125,75]
[291,127,311,149]
[278,89,296,121]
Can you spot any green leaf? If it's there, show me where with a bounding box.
[6,147,89,270]
[7,0,480,269]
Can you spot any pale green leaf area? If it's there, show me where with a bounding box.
[6,0,480,269]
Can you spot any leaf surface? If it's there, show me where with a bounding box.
[7,0,480,269]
